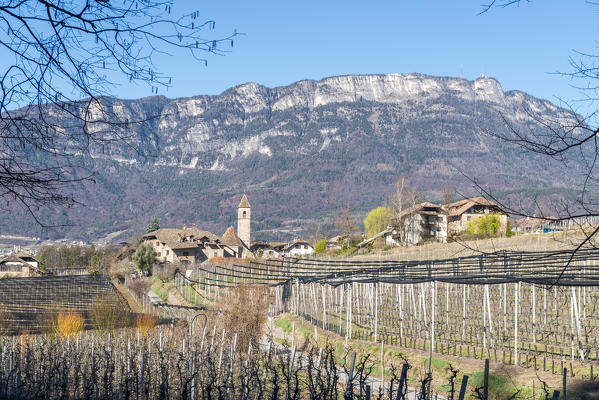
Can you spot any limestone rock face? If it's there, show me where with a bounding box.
[85,73,575,173]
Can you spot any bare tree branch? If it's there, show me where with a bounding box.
[0,0,239,227]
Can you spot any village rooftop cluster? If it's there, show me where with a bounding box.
[0,192,565,278]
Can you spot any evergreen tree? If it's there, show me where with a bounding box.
[133,243,157,275]
[146,216,160,233]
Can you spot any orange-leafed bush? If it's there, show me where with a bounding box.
[55,311,85,338]
[136,314,158,337]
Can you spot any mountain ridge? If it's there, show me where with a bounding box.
[3,73,582,242]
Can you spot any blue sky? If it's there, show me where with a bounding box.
[124,1,598,113]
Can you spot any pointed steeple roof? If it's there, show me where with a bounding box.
[238,194,251,208]
[222,226,244,247]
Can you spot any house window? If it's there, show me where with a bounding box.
[214,252,218,257]
[156,241,160,246]
[166,250,170,255]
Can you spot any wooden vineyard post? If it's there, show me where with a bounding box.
[399,284,404,339]
[345,351,356,399]
[514,282,519,366]
[483,284,487,353]
[349,283,353,341]
[503,283,507,348]
[462,285,466,341]
[374,282,378,343]
[571,287,584,361]
[429,281,436,367]
[380,341,384,395]
[322,285,327,329]
[530,285,537,346]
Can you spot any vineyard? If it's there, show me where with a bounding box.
[180,247,599,380]
[0,275,131,333]
[0,323,500,400]
[2,245,599,398]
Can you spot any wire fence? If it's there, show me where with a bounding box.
[173,247,599,378]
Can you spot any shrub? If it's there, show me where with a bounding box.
[127,277,150,297]
[314,239,327,254]
[136,314,158,337]
[218,285,269,353]
[506,220,515,237]
[133,242,157,275]
[56,311,84,338]
[91,295,128,333]
[153,263,177,282]
[466,214,501,237]
[109,259,136,282]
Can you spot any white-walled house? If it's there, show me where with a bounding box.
[283,241,314,257]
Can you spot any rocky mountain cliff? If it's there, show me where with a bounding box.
[6,74,582,241]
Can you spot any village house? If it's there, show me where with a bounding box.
[250,241,286,258]
[143,195,254,265]
[359,196,510,248]
[357,227,395,248]
[326,236,343,251]
[142,227,231,265]
[391,202,448,245]
[282,240,315,257]
[0,253,41,278]
[442,197,507,236]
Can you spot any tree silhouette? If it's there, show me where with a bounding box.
[0,0,238,226]
[477,1,599,280]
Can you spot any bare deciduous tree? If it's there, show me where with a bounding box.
[334,204,357,246]
[388,175,422,245]
[476,1,599,280]
[389,175,421,218]
[442,187,454,205]
[0,0,238,225]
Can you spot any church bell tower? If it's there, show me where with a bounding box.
[237,194,251,248]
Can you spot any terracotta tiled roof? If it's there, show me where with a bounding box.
[357,227,394,248]
[143,227,221,247]
[238,194,251,208]
[222,226,244,247]
[283,240,312,252]
[442,197,502,217]
[251,241,286,251]
[396,202,443,220]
